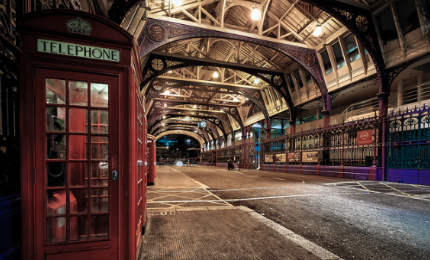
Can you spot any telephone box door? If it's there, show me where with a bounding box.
[34,68,119,259]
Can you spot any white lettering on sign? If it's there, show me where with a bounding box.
[37,39,120,62]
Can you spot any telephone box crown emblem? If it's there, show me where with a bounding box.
[66,17,92,35]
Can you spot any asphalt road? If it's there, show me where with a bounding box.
[173,165,430,260]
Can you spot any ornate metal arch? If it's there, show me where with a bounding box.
[146,77,269,118]
[155,130,205,147]
[153,125,210,141]
[138,18,327,94]
[151,99,244,129]
[141,52,306,117]
[148,108,235,134]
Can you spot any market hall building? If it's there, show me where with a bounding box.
[1,0,430,259]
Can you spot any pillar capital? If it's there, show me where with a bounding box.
[321,110,330,116]
[376,92,389,100]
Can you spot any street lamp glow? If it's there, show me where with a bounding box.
[213,71,219,78]
[251,8,260,21]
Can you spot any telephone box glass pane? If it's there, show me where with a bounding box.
[91,215,108,239]
[91,110,108,134]
[47,135,66,159]
[91,162,108,187]
[47,217,66,243]
[47,190,66,216]
[69,163,88,187]
[69,135,88,160]
[91,188,109,213]
[70,189,88,214]
[46,162,66,187]
[46,79,65,104]
[91,83,108,107]
[47,107,66,132]
[69,81,88,106]
[69,108,88,133]
[91,136,108,160]
[70,216,88,241]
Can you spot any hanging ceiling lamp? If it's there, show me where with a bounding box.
[251,7,260,21]
[213,71,219,78]
[313,22,322,37]
[173,0,182,7]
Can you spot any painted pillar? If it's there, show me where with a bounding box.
[242,127,247,169]
[321,110,330,127]
[248,130,252,169]
[266,118,271,139]
[397,79,403,106]
[316,105,320,120]
[281,119,285,135]
[339,128,345,178]
[417,72,424,103]
[378,92,389,182]
[289,120,296,135]
[260,120,265,166]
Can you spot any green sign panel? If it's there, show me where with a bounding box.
[37,39,120,62]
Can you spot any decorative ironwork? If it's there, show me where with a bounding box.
[151,58,164,71]
[36,0,81,11]
[355,15,368,32]
[387,105,430,169]
[167,26,195,38]
[272,75,283,86]
[303,51,315,67]
[148,24,166,42]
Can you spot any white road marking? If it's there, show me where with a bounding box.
[238,206,343,260]
[148,193,367,204]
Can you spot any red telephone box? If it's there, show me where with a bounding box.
[19,10,147,260]
[147,135,156,185]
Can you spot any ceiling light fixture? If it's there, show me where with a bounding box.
[254,78,260,84]
[213,71,219,78]
[162,123,165,126]
[233,97,238,101]
[193,105,197,108]
[164,90,170,94]
[313,22,322,37]
[251,7,260,21]
[163,116,166,119]
[185,116,189,120]
[173,0,182,7]
[220,109,224,112]
[168,70,172,73]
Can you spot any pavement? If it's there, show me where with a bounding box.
[175,166,430,260]
[140,165,342,260]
